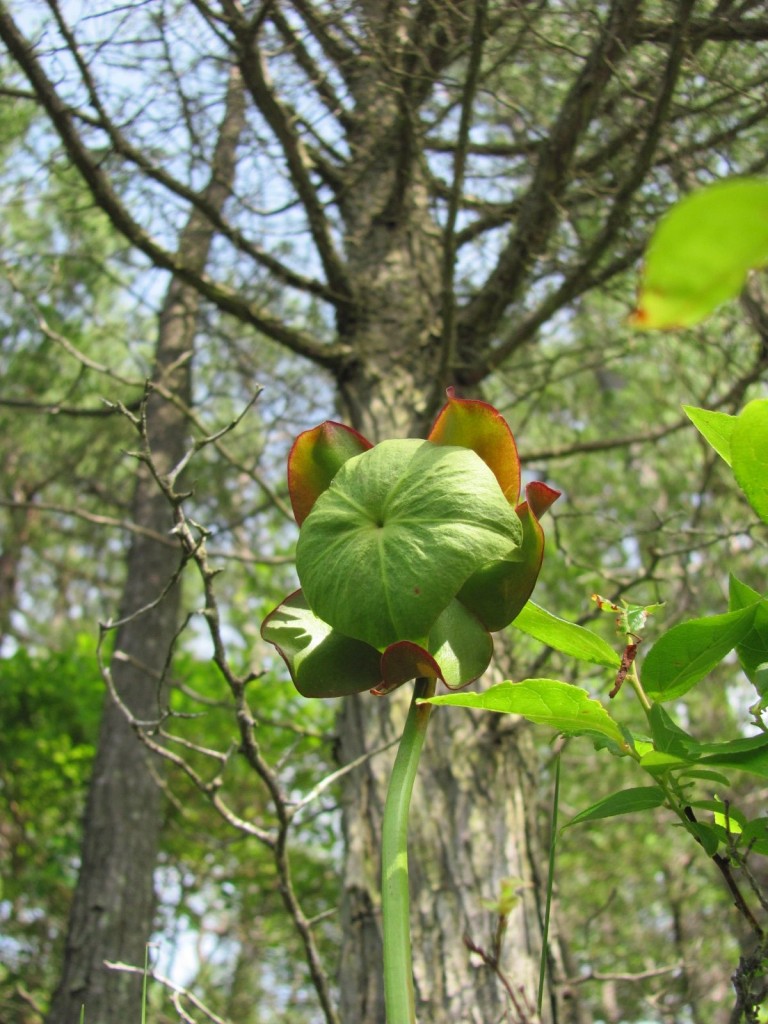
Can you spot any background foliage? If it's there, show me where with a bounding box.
[2,2,768,1022]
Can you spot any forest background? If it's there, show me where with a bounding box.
[1,2,768,1023]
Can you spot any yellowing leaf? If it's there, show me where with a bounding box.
[632,178,768,329]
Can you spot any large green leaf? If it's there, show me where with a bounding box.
[731,399,768,525]
[632,178,768,329]
[512,601,619,668]
[565,787,666,828]
[641,605,759,702]
[422,679,624,745]
[296,439,521,649]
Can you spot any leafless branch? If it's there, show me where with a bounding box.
[104,961,233,1024]
[0,7,347,368]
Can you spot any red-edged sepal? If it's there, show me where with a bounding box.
[427,387,521,504]
[375,642,443,696]
[375,599,494,695]
[288,421,372,525]
[524,480,560,520]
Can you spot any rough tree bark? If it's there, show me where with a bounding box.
[44,68,246,1024]
[331,218,562,1023]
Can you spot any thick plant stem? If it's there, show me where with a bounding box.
[381,677,436,1024]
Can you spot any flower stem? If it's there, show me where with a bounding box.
[381,677,436,1024]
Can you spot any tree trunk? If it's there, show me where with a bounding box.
[332,111,561,1021]
[0,474,34,651]
[45,69,246,1024]
[337,687,561,1024]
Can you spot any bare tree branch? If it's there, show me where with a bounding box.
[0,5,347,368]
[456,0,641,356]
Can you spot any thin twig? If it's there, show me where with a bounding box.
[104,962,232,1024]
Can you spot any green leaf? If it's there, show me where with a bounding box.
[731,399,768,525]
[639,749,690,772]
[683,406,735,465]
[681,819,720,856]
[623,603,663,636]
[631,178,768,329]
[641,605,759,702]
[648,703,697,757]
[677,768,733,787]
[729,574,762,611]
[730,576,768,690]
[296,439,521,650]
[697,733,768,780]
[591,596,663,636]
[512,602,619,668]
[422,679,625,745]
[740,818,768,855]
[699,798,746,833]
[565,786,665,828]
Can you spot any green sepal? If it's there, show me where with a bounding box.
[377,601,492,693]
[260,590,382,698]
[458,482,559,631]
[422,598,494,689]
[296,439,522,650]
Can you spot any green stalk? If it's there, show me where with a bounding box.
[142,944,150,1024]
[381,677,436,1024]
[537,750,561,1014]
